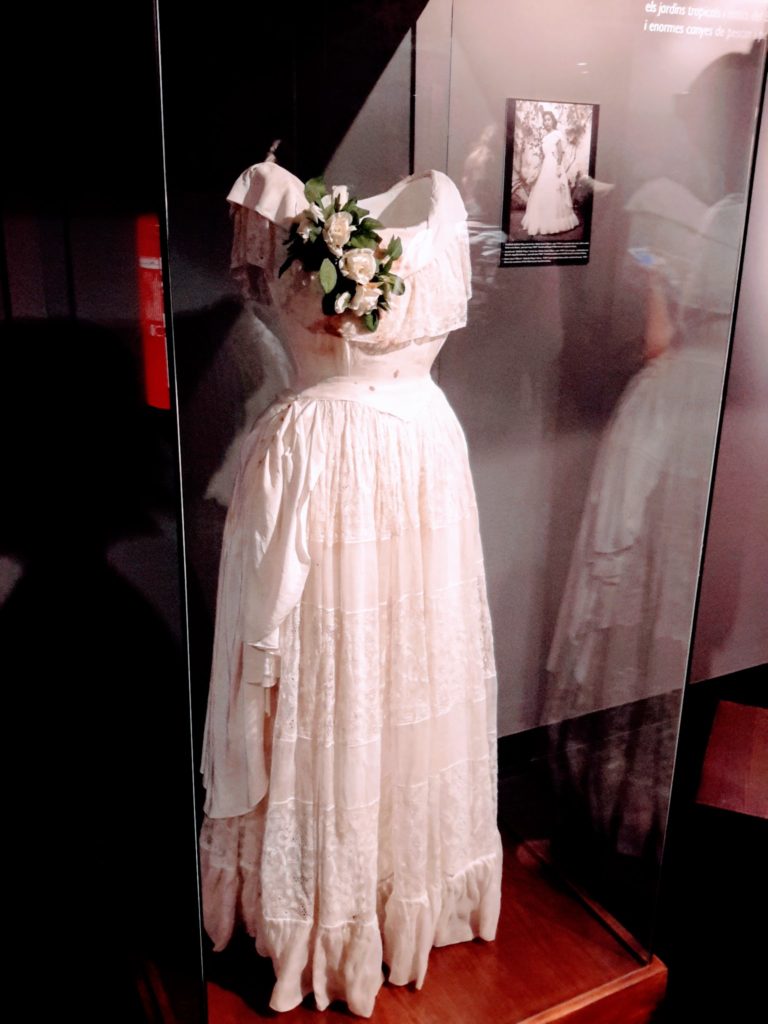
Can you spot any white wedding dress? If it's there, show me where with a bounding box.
[199,162,502,1017]
[522,129,579,236]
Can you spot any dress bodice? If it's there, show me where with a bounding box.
[227,162,472,392]
[541,130,563,159]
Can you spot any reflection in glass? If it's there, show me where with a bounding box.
[546,44,762,872]
[440,0,766,951]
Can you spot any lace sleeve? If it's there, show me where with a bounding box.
[227,161,306,302]
[229,204,280,302]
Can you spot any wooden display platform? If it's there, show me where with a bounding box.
[207,833,666,1023]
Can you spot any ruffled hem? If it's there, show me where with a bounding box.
[201,825,502,1018]
[253,918,385,1017]
[378,843,502,989]
[522,210,579,235]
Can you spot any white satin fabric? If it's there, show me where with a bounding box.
[200,162,501,1017]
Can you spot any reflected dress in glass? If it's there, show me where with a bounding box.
[199,163,502,1017]
[548,186,742,719]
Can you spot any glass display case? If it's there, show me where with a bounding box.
[155,1,767,1019]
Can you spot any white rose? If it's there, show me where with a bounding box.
[308,202,325,224]
[334,292,351,314]
[348,282,382,316]
[340,248,377,285]
[297,214,314,241]
[331,184,349,208]
[323,211,354,257]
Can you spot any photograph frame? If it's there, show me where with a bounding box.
[500,97,600,267]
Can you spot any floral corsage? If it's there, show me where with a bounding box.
[279,176,405,333]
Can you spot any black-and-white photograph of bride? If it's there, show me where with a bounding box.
[501,97,599,266]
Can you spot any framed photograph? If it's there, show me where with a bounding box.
[501,97,599,267]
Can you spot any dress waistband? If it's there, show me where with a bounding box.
[282,374,442,421]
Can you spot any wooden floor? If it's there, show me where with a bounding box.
[207,833,663,1023]
[696,701,768,818]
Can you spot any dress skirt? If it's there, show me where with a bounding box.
[200,379,502,1017]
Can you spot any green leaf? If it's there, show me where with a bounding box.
[380,258,392,274]
[304,177,327,205]
[390,274,405,296]
[349,234,378,250]
[362,311,378,332]
[387,236,403,261]
[319,258,338,294]
[347,203,370,221]
[359,217,384,232]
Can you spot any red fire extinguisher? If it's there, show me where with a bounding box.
[136,214,170,410]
